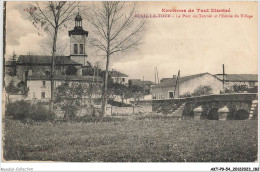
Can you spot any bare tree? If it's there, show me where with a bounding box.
[28,1,79,111]
[40,35,69,56]
[86,2,146,116]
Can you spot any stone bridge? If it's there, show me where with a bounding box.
[151,93,258,120]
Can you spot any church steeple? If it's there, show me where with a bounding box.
[68,13,88,36]
[75,13,82,28]
[68,13,88,66]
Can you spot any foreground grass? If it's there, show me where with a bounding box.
[3,117,258,162]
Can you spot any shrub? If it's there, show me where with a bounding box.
[5,100,55,121]
[61,103,78,119]
[193,85,213,96]
[5,80,29,95]
[180,92,192,98]
[5,100,31,120]
[29,105,55,121]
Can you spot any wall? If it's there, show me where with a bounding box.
[106,106,152,116]
[224,81,258,88]
[180,73,223,95]
[7,94,26,103]
[151,99,185,114]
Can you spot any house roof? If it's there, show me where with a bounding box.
[27,75,103,82]
[129,79,154,86]
[17,55,81,66]
[214,74,258,82]
[153,73,217,88]
[109,71,128,77]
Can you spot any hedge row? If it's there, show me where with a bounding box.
[5,100,55,121]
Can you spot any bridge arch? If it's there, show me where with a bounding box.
[208,108,219,120]
[189,111,194,118]
[234,109,249,120]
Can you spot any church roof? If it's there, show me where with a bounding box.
[27,75,103,82]
[17,55,81,66]
[69,27,88,36]
[75,14,82,21]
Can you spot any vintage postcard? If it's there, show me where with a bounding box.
[1,1,259,171]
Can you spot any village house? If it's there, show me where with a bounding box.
[151,73,223,99]
[5,13,103,102]
[109,70,129,85]
[26,75,102,101]
[129,79,154,95]
[214,74,258,88]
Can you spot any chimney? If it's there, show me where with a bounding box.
[173,75,177,79]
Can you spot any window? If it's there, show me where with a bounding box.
[80,44,83,54]
[42,81,46,88]
[41,92,45,99]
[74,44,78,54]
[33,92,36,99]
[169,92,174,99]
[122,78,125,82]
[28,70,32,76]
[25,71,28,78]
[45,71,50,76]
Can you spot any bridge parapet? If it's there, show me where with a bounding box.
[184,93,257,103]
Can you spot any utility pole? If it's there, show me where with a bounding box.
[143,76,145,99]
[177,70,180,98]
[222,64,225,93]
[156,66,159,84]
[173,70,180,99]
[154,67,157,84]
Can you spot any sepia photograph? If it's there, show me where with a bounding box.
[1,0,259,171]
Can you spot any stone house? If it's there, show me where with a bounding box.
[109,70,129,85]
[214,74,258,88]
[129,79,154,95]
[26,75,102,101]
[151,73,223,99]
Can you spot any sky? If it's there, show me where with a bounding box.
[5,1,258,82]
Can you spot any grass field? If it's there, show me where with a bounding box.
[3,117,258,162]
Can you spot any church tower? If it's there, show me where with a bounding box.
[69,13,88,66]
